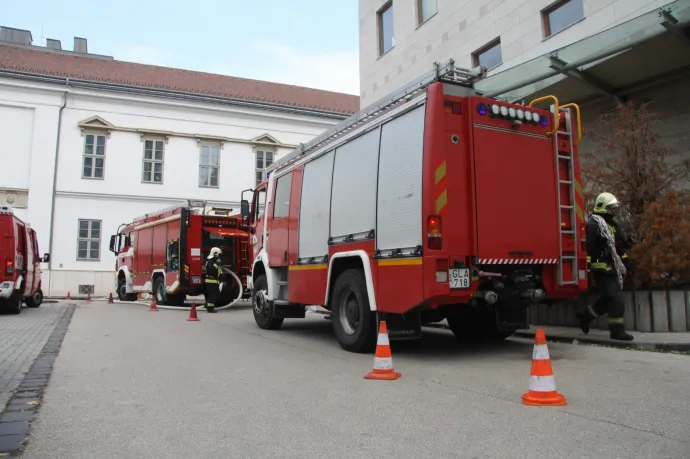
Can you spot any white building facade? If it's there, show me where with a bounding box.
[0,32,358,297]
[358,0,681,107]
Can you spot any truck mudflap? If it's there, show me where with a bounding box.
[379,311,423,340]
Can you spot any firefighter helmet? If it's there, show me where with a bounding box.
[593,192,620,214]
[207,247,223,259]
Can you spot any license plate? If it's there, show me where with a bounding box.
[449,268,471,289]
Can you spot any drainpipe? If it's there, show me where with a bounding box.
[47,79,69,295]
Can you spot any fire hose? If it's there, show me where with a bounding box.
[134,266,244,312]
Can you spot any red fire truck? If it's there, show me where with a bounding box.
[110,202,251,307]
[0,206,49,314]
[239,60,587,352]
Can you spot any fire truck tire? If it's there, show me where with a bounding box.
[117,277,137,302]
[25,288,43,308]
[252,275,283,330]
[446,309,514,342]
[330,269,376,353]
[5,289,23,315]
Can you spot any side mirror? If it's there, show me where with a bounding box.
[42,253,50,263]
[109,235,117,253]
[240,199,250,221]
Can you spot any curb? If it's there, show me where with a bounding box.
[0,303,76,457]
[513,330,690,352]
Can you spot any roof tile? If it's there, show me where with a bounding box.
[0,44,360,115]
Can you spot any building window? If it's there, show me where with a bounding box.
[77,219,101,261]
[82,133,106,179]
[142,139,164,184]
[417,0,437,25]
[542,0,584,38]
[378,1,394,56]
[199,143,220,188]
[472,38,502,70]
[255,149,274,186]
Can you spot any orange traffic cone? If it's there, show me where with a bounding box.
[86,292,91,302]
[522,328,567,406]
[149,296,159,312]
[187,303,200,322]
[108,292,114,304]
[364,321,401,380]
[66,291,71,300]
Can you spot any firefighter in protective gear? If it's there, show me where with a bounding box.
[576,192,634,341]
[204,247,223,313]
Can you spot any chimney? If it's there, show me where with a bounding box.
[46,38,62,50]
[73,37,87,53]
[0,26,33,45]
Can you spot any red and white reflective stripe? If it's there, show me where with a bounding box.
[477,258,558,264]
[529,375,557,392]
[377,333,390,347]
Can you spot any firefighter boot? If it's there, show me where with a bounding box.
[206,306,217,314]
[609,323,634,341]
[575,308,597,334]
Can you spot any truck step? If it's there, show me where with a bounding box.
[277,281,288,286]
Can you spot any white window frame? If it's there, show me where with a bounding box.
[199,142,221,188]
[82,132,107,180]
[255,148,275,186]
[77,219,102,261]
[142,137,165,184]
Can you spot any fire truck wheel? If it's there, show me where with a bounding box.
[117,277,137,302]
[252,275,283,330]
[331,269,376,353]
[8,289,22,315]
[25,288,43,308]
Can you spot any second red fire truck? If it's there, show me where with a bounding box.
[110,202,251,307]
[240,60,588,353]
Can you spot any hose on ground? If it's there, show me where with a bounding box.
[121,267,245,312]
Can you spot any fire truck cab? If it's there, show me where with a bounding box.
[111,202,251,307]
[241,60,587,353]
[0,206,49,314]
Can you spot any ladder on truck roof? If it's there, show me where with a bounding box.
[265,59,485,175]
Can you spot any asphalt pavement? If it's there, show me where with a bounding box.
[19,301,690,459]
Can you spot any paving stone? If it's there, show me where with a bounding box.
[0,304,67,409]
[0,410,33,423]
[0,421,29,435]
[0,433,24,452]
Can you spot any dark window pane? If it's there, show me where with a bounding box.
[547,0,584,35]
[79,228,88,238]
[154,163,163,173]
[91,221,100,231]
[91,228,100,239]
[144,148,153,160]
[94,167,103,178]
[145,140,153,149]
[143,171,151,182]
[95,145,105,155]
[85,135,94,145]
[85,143,94,155]
[210,168,218,187]
[256,151,264,168]
[78,249,88,259]
[154,172,162,182]
[144,162,152,172]
[95,158,104,168]
[199,167,208,186]
[380,4,394,54]
[154,148,163,160]
[96,135,105,147]
[477,42,502,69]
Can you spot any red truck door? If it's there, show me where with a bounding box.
[267,172,293,267]
[471,114,560,262]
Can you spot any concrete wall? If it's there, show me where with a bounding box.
[358,0,673,108]
[0,78,342,297]
[579,74,690,176]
